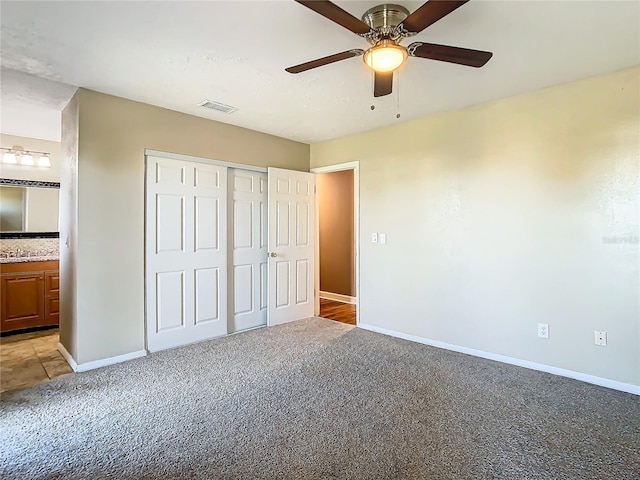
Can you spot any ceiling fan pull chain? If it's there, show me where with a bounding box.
[370,70,376,110]
[396,71,401,119]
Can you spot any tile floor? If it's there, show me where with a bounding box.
[1,328,73,393]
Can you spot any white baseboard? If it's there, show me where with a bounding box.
[57,343,146,373]
[358,323,639,395]
[57,342,78,372]
[319,291,356,304]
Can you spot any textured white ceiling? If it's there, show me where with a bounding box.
[1,1,638,143]
[0,69,77,141]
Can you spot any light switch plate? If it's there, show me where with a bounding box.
[379,233,386,245]
[371,232,378,244]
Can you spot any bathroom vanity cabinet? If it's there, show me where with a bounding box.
[0,260,59,333]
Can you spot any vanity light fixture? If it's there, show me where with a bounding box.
[3,151,17,164]
[38,154,51,168]
[1,146,51,168]
[20,153,34,166]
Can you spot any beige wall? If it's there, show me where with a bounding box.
[65,89,309,364]
[60,94,79,358]
[318,170,355,296]
[311,67,640,386]
[0,134,61,182]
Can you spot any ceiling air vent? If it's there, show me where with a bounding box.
[198,99,237,114]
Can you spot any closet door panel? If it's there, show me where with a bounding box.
[229,169,268,332]
[146,156,227,352]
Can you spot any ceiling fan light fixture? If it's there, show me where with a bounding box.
[364,40,407,73]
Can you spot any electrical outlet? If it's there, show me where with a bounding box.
[594,331,607,346]
[371,232,378,244]
[538,323,549,339]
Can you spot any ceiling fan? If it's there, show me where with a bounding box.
[286,0,492,97]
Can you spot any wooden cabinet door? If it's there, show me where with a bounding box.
[1,273,45,332]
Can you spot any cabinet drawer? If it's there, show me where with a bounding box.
[46,271,60,298]
[45,296,60,325]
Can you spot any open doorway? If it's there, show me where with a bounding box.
[0,137,71,392]
[312,163,359,326]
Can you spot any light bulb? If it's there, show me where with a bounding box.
[38,154,51,168]
[364,41,407,73]
[21,153,34,166]
[3,152,17,164]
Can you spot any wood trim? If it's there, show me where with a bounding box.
[1,260,59,274]
[145,150,268,173]
[310,162,360,325]
[319,291,356,304]
[311,161,360,174]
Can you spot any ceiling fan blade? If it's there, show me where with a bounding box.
[286,49,364,74]
[401,0,469,34]
[374,71,393,97]
[408,42,492,67]
[295,1,372,35]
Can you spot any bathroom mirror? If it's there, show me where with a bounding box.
[0,179,60,238]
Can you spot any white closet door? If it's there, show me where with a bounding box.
[267,167,315,326]
[146,156,227,352]
[229,169,268,332]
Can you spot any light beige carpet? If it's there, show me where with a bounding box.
[1,318,638,479]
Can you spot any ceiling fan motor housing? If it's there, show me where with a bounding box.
[362,4,410,29]
[362,4,410,42]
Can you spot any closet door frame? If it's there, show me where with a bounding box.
[145,150,268,175]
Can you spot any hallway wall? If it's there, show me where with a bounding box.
[317,170,355,297]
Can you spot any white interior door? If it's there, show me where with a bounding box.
[146,156,227,352]
[228,169,268,332]
[267,167,315,326]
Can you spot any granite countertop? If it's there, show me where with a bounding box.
[0,256,59,264]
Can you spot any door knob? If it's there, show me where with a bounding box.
[269,252,277,258]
